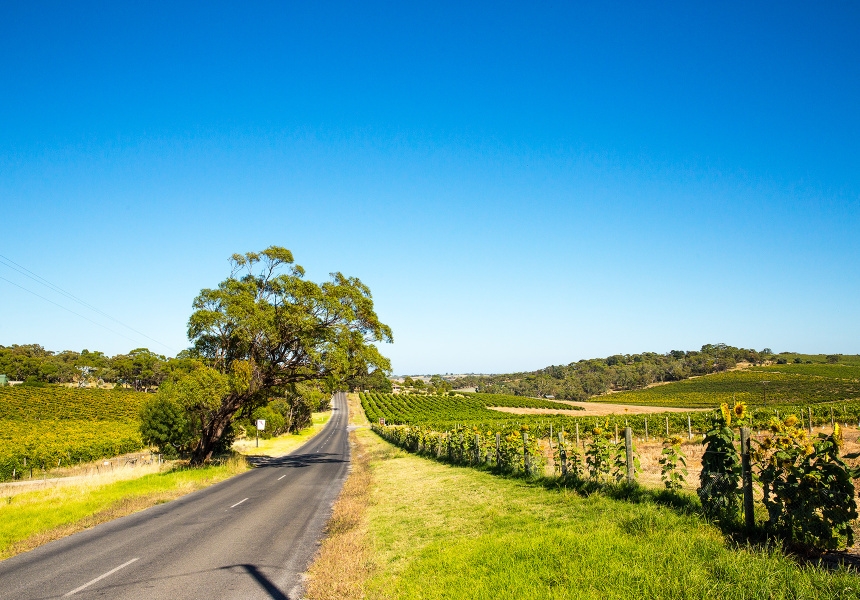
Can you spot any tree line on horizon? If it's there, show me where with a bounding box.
[449,344,809,401]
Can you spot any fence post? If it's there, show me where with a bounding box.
[624,427,634,483]
[645,418,649,442]
[523,431,530,476]
[474,433,481,464]
[448,432,453,461]
[575,422,580,447]
[495,432,501,466]
[740,427,755,530]
[831,407,835,431]
[614,424,619,444]
[459,431,464,463]
[665,417,669,437]
[687,415,692,440]
[558,431,567,476]
[808,407,813,433]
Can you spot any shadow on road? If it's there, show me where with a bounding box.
[221,564,290,600]
[247,452,346,469]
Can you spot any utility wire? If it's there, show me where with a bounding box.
[0,254,175,353]
[0,274,147,347]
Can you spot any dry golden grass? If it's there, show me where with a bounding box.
[304,394,379,599]
[304,430,373,600]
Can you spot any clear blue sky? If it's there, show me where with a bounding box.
[1,2,858,374]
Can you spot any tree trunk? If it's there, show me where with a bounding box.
[189,395,243,465]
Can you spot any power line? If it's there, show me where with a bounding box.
[0,254,176,353]
[0,275,149,347]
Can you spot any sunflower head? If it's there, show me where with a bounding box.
[520,424,530,432]
[733,401,747,420]
[833,422,843,448]
[784,415,799,428]
[720,403,732,427]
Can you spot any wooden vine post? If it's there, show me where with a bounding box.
[644,418,649,442]
[558,431,567,476]
[740,427,755,530]
[624,427,634,483]
[522,431,530,476]
[495,432,501,466]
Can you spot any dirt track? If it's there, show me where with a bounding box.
[489,400,708,417]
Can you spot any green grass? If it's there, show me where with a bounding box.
[359,429,859,599]
[0,458,247,559]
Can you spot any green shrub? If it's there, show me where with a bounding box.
[755,417,859,552]
[139,395,192,458]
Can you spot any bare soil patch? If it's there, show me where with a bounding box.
[488,401,708,417]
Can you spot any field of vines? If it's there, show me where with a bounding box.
[361,392,578,428]
[361,385,860,444]
[593,368,860,408]
[0,386,148,481]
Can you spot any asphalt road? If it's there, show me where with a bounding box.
[0,392,351,600]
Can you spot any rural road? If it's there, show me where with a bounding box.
[0,392,351,600]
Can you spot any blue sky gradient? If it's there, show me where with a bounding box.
[1,2,858,373]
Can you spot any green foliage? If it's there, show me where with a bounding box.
[698,407,742,524]
[452,344,775,400]
[597,369,860,408]
[585,427,613,480]
[659,436,688,490]
[360,391,578,430]
[139,395,192,458]
[183,246,392,463]
[0,343,170,389]
[754,418,859,552]
[0,386,149,480]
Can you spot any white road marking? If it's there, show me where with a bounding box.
[277,474,286,481]
[63,558,139,597]
[230,498,249,508]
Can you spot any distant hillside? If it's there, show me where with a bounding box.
[450,345,859,401]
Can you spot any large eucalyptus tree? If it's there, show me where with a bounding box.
[183,246,392,464]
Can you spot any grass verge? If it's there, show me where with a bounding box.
[0,457,247,560]
[308,428,859,599]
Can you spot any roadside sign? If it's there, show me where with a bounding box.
[256,419,266,431]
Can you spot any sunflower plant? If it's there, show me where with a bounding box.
[659,435,688,491]
[754,417,860,552]
[698,403,742,524]
[585,425,613,481]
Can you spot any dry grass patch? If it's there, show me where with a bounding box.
[305,430,374,600]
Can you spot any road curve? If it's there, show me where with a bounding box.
[0,392,351,600]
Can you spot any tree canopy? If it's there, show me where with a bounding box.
[178,246,392,463]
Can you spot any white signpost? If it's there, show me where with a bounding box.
[256,419,266,447]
